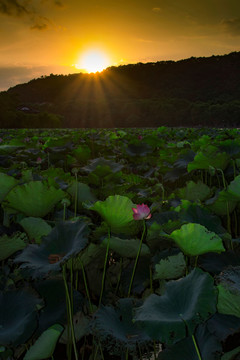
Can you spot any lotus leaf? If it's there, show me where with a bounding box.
[125,142,153,156]
[23,324,64,360]
[0,289,41,346]
[67,182,96,211]
[207,313,240,341]
[82,157,123,174]
[158,323,222,360]
[154,252,186,280]
[169,223,225,256]
[206,191,237,216]
[134,268,217,343]
[101,236,150,258]
[179,203,225,234]
[91,298,151,355]
[19,217,52,244]
[4,181,65,217]
[90,195,138,234]
[0,173,18,202]
[177,180,211,202]
[217,284,240,318]
[14,220,89,276]
[217,266,240,318]
[34,278,84,334]
[187,146,229,172]
[0,232,27,261]
[59,311,90,344]
[221,346,240,360]
[225,175,240,200]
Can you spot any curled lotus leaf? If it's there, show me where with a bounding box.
[101,236,150,258]
[168,223,225,256]
[134,268,217,344]
[90,195,138,234]
[0,232,27,261]
[19,217,52,244]
[4,181,65,217]
[90,298,151,355]
[0,172,18,202]
[23,324,64,360]
[0,289,41,347]
[187,146,229,172]
[14,220,89,277]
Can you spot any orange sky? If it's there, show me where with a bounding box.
[0,0,240,90]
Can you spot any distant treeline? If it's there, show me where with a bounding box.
[1,51,240,128]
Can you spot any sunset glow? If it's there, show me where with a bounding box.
[74,50,110,73]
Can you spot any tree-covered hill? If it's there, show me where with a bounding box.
[1,51,240,128]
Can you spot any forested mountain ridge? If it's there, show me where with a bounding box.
[1,51,240,128]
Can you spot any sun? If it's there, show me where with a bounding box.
[74,49,110,73]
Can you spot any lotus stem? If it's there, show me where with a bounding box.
[63,264,79,360]
[218,168,227,189]
[99,227,111,306]
[81,260,93,313]
[194,255,198,268]
[149,265,153,293]
[74,173,78,218]
[127,221,146,297]
[114,257,123,296]
[192,334,202,360]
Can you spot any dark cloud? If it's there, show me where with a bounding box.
[31,23,48,31]
[54,0,64,7]
[0,0,30,17]
[222,18,240,36]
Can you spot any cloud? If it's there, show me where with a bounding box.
[222,18,240,36]
[0,0,61,30]
[152,7,161,13]
[54,0,64,7]
[0,0,30,17]
[31,23,48,31]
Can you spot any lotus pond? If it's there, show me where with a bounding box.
[1,127,240,360]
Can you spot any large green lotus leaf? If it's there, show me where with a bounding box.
[0,173,18,202]
[158,323,222,360]
[14,220,89,276]
[90,195,138,234]
[101,236,150,258]
[19,217,52,244]
[217,266,240,318]
[134,268,217,344]
[0,289,41,346]
[169,223,225,256]
[177,180,211,202]
[187,146,229,172]
[91,298,151,355]
[206,191,237,216]
[67,182,96,211]
[4,181,65,217]
[217,284,240,318]
[0,232,27,261]
[154,252,186,280]
[23,324,64,360]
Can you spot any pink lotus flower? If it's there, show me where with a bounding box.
[138,135,143,140]
[132,204,151,220]
[0,138,3,143]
